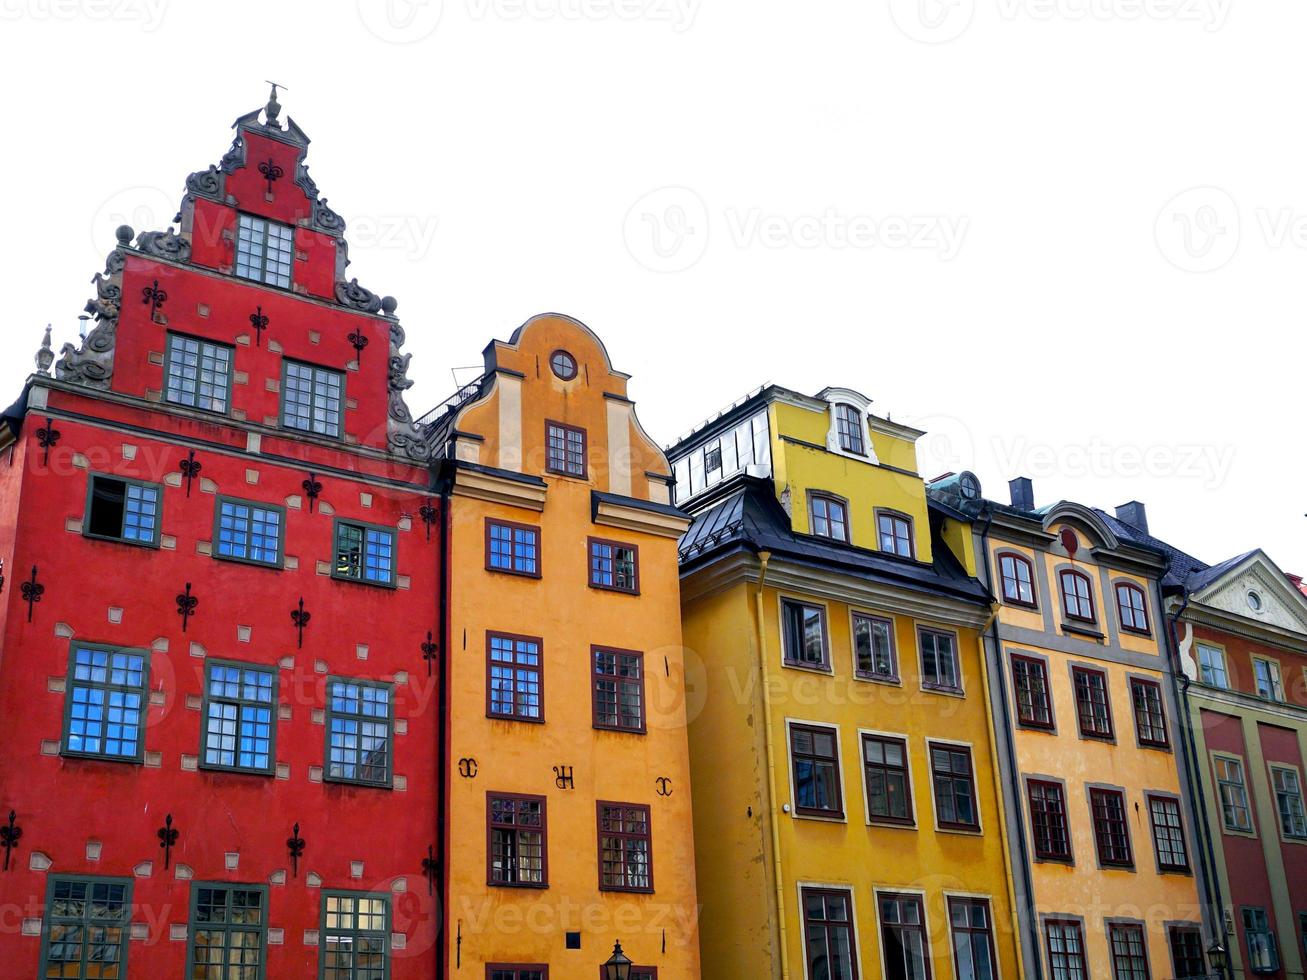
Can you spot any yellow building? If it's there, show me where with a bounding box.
[429,314,702,978]
[671,385,1020,980]
[926,478,1209,979]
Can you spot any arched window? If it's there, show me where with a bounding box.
[833,404,866,456]
[1059,569,1095,623]
[808,492,849,543]
[1115,582,1150,634]
[997,552,1036,607]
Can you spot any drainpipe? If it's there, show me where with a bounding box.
[753,550,791,979]
[1162,590,1232,980]
[434,462,454,980]
[977,509,1044,980]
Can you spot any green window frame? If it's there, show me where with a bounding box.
[38,875,132,979]
[164,331,234,414]
[333,519,397,587]
[186,882,269,979]
[235,213,294,289]
[213,496,285,568]
[320,890,391,979]
[200,659,278,775]
[325,677,394,788]
[281,358,344,438]
[61,642,149,764]
[83,473,162,548]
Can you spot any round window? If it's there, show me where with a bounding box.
[1247,590,1263,611]
[550,350,577,381]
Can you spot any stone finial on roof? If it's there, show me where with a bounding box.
[35,325,53,375]
[264,81,286,130]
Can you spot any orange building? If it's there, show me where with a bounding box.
[425,314,702,978]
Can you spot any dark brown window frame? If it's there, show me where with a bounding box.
[544,419,587,478]
[875,508,916,559]
[1090,787,1134,869]
[928,741,980,832]
[597,969,658,980]
[833,403,867,457]
[997,551,1038,608]
[1059,568,1097,624]
[1107,921,1151,980]
[596,800,654,894]
[1072,665,1114,741]
[587,536,640,595]
[1130,677,1169,748]
[1012,654,1054,730]
[947,897,998,980]
[1027,779,1073,862]
[1044,918,1089,980]
[486,632,545,724]
[918,627,962,694]
[801,886,861,980]
[878,892,931,980]
[1167,924,1206,979]
[486,965,549,980]
[1115,581,1151,635]
[789,722,844,819]
[591,645,647,734]
[780,598,831,672]
[1146,793,1190,873]
[486,792,548,889]
[851,612,898,682]
[807,491,851,543]
[548,348,578,381]
[485,518,542,579]
[862,732,914,826]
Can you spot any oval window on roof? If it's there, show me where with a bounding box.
[550,350,578,381]
[1247,590,1263,611]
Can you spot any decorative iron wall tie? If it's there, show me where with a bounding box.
[347,329,369,361]
[249,306,269,347]
[656,777,673,797]
[142,279,168,319]
[0,558,5,595]
[258,157,284,194]
[302,473,322,513]
[21,566,43,623]
[157,814,178,869]
[179,451,202,497]
[421,631,438,676]
[553,766,574,790]
[176,583,197,631]
[421,846,438,895]
[0,810,21,871]
[35,417,60,466]
[287,823,305,878]
[291,598,311,649]
[419,499,437,541]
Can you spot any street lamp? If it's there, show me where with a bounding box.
[1206,938,1229,978]
[602,939,632,980]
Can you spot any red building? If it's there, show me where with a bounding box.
[0,89,442,977]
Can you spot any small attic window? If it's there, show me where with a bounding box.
[1247,590,1263,612]
[549,350,577,381]
[834,404,866,456]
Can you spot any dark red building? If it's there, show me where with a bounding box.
[0,89,442,977]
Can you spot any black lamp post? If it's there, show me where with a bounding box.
[601,940,632,980]
[1206,938,1229,978]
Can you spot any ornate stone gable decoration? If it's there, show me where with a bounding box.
[385,313,436,463]
[55,226,131,388]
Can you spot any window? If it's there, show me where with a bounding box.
[487,633,542,722]
[1254,658,1285,701]
[282,359,344,438]
[214,498,283,567]
[1045,919,1088,980]
[62,644,148,762]
[999,552,1036,607]
[1128,678,1167,747]
[1147,795,1189,872]
[486,519,540,577]
[781,599,829,670]
[1028,780,1071,861]
[1197,643,1230,688]
[879,893,929,980]
[809,493,849,542]
[549,349,577,380]
[325,679,392,787]
[235,213,294,288]
[597,802,652,892]
[948,898,996,980]
[589,538,639,594]
[545,421,586,477]
[165,333,233,413]
[334,520,396,586]
[1242,907,1280,973]
[488,968,547,980]
[802,887,859,980]
[39,876,131,979]
[488,794,546,887]
[592,647,645,733]
[853,614,897,680]
[1012,655,1053,728]
[1115,583,1150,633]
[834,403,866,456]
[863,734,912,825]
[1107,922,1150,980]
[1167,925,1206,979]
[930,742,979,830]
[187,884,268,978]
[322,891,389,980]
[1090,788,1133,867]
[878,511,914,558]
[201,661,276,774]
[1272,766,1307,839]
[1059,570,1095,622]
[84,474,161,547]
[919,628,960,692]
[1072,667,1113,739]
[1215,756,1253,832]
[790,723,843,818]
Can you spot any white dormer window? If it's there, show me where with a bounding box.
[819,387,878,464]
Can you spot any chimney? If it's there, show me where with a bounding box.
[1114,501,1148,534]
[1008,477,1034,511]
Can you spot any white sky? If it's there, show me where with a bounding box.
[1,0,1301,573]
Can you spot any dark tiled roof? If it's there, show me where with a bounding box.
[1093,509,1209,590]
